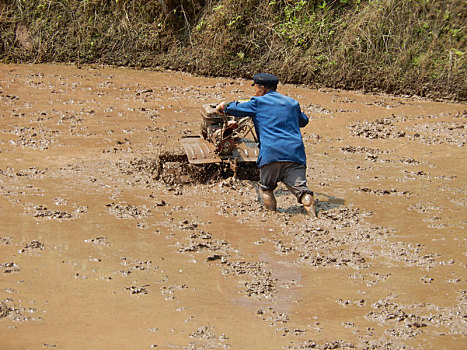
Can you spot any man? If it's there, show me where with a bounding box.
[216,73,317,218]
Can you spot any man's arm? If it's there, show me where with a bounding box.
[216,101,227,114]
[217,99,257,118]
[298,111,309,128]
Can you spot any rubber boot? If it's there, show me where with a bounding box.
[301,193,317,218]
[261,190,277,211]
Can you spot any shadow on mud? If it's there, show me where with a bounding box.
[255,188,345,216]
[315,192,345,213]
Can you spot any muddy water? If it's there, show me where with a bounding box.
[0,63,465,349]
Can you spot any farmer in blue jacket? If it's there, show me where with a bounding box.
[216,73,317,218]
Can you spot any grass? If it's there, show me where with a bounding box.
[0,0,465,100]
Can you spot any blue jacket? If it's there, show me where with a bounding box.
[225,90,309,167]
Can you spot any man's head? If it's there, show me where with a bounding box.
[252,73,279,96]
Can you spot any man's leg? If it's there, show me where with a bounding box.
[261,190,277,211]
[282,163,317,218]
[301,193,317,218]
[258,162,281,211]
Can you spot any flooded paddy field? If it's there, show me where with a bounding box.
[0,63,465,349]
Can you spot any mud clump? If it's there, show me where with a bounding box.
[362,293,467,340]
[6,126,58,150]
[298,250,368,269]
[1,262,20,273]
[19,240,44,254]
[190,326,216,340]
[126,284,149,295]
[0,167,47,178]
[177,222,278,299]
[105,202,151,219]
[0,237,12,245]
[120,257,155,276]
[0,302,12,318]
[188,325,231,349]
[0,298,41,322]
[356,187,413,197]
[348,116,406,139]
[123,149,259,186]
[160,284,188,301]
[244,275,276,298]
[384,241,438,267]
[32,205,73,219]
[178,240,228,253]
[340,145,387,156]
[408,118,466,147]
[318,206,369,227]
[221,260,277,299]
[284,340,355,349]
[257,308,289,326]
[84,237,111,247]
[117,151,217,186]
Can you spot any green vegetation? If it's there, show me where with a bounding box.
[1,0,465,100]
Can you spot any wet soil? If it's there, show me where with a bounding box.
[0,63,466,349]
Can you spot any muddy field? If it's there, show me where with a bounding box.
[0,64,465,349]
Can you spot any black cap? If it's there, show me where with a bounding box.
[252,73,279,88]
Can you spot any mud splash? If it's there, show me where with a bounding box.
[0,63,465,349]
[151,150,259,186]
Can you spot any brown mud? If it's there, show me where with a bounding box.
[0,63,466,349]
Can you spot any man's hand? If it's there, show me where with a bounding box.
[226,120,238,129]
[216,101,226,114]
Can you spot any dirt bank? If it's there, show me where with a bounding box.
[1,0,466,100]
[0,63,466,349]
